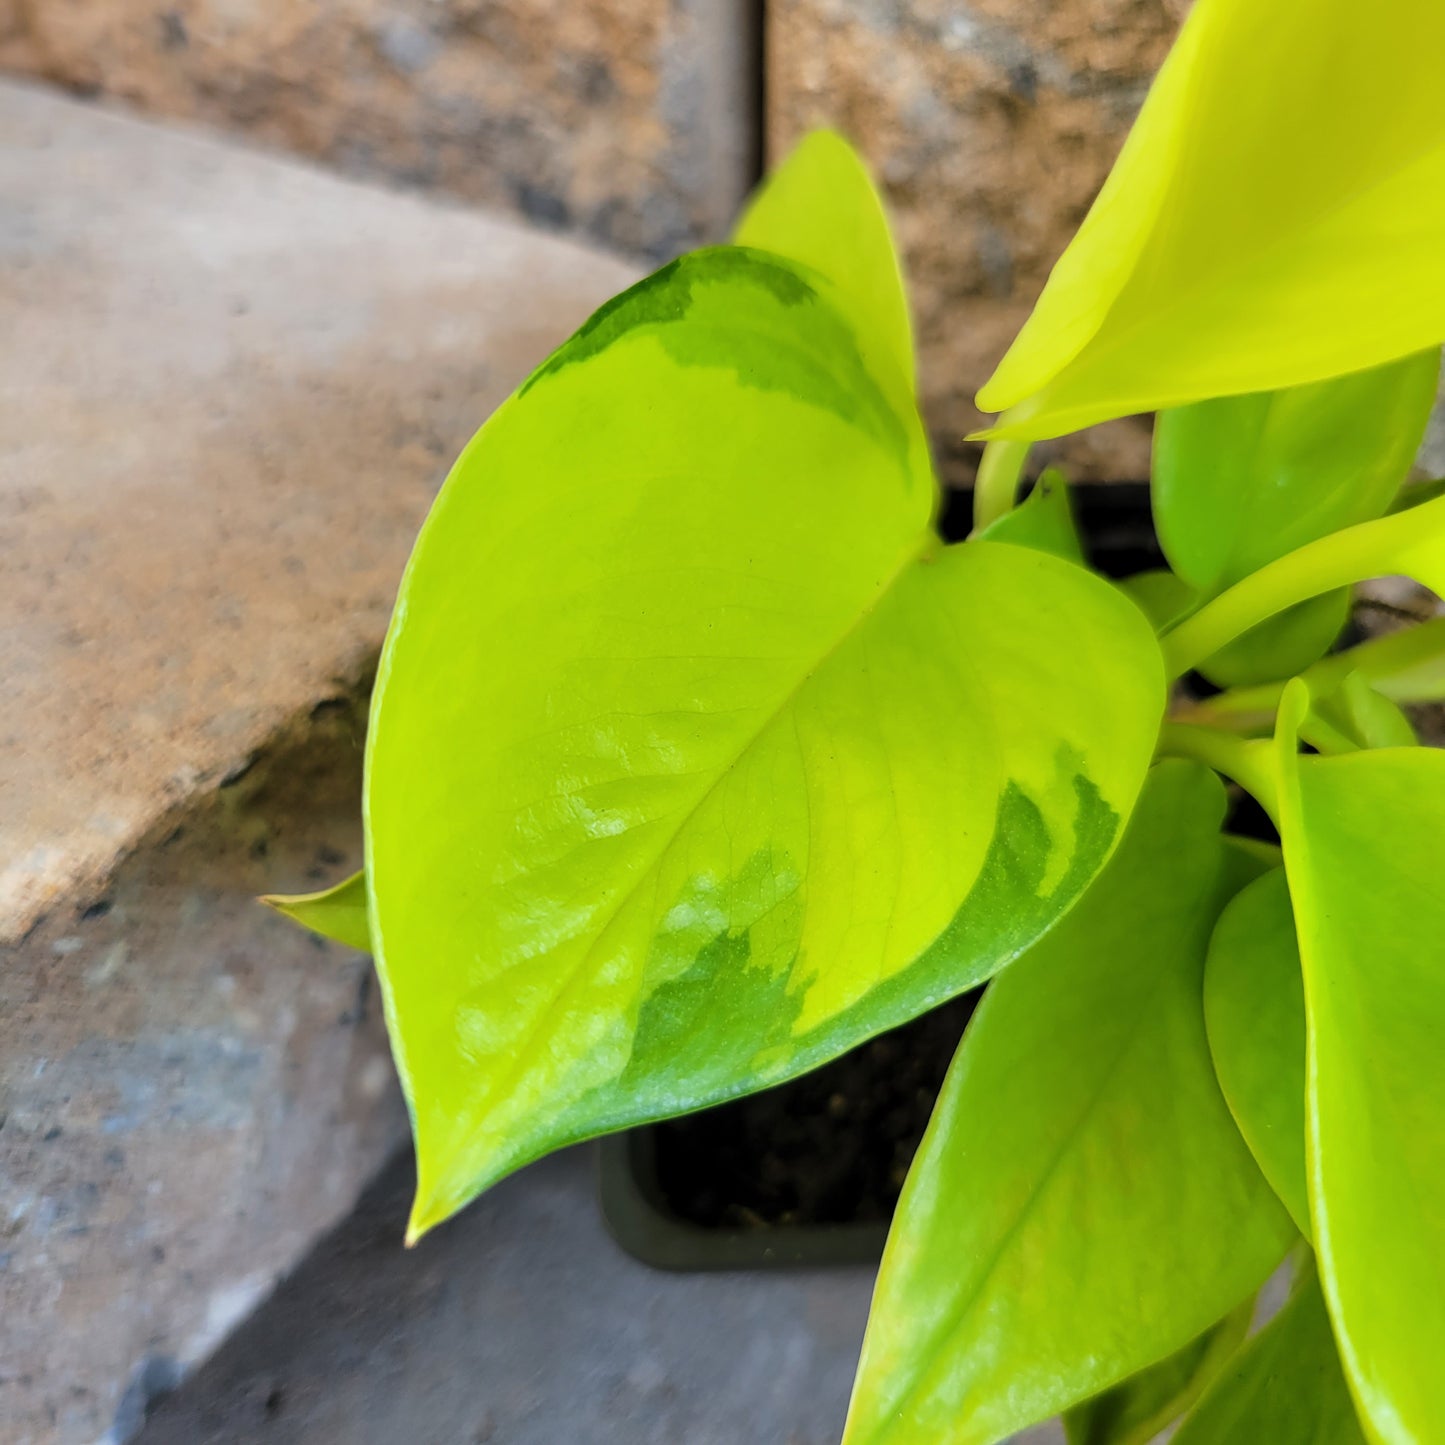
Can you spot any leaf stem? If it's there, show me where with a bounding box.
[972,438,1031,533]
[1161,499,1445,679]
[1175,614,1445,734]
[1156,723,1279,820]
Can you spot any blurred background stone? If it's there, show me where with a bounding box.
[768,0,1188,482]
[0,0,762,260]
[0,81,636,1444]
[0,0,1197,481]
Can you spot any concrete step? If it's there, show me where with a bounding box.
[0,79,637,1445]
[126,1146,1064,1444]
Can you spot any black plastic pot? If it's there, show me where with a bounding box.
[599,482,1163,1272]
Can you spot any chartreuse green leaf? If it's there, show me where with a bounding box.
[1153,352,1438,687]
[843,762,1293,1445]
[1155,355,1440,597]
[1117,569,1197,633]
[1178,617,1445,736]
[363,248,1165,1241]
[1301,673,1417,754]
[1163,491,1445,681]
[976,0,1445,439]
[977,467,1084,564]
[1276,681,1445,1442]
[263,871,371,953]
[1313,617,1445,706]
[734,128,914,397]
[1064,1298,1253,1445]
[1173,1264,1368,1445]
[1204,869,1310,1236]
[1197,594,1352,690]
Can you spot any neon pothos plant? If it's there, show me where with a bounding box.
[268,0,1445,1438]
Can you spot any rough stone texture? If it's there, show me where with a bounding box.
[0,80,637,1444]
[0,0,759,259]
[1,705,409,1445]
[131,1145,1066,1445]
[768,0,1190,483]
[0,79,638,944]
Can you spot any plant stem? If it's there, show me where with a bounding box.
[1161,498,1445,679]
[1156,723,1280,819]
[1171,686,1281,734]
[1174,614,1445,734]
[972,438,1031,533]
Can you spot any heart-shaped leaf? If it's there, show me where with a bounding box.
[1204,868,1310,1236]
[1173,1264,1367,1445]
[1307,672,1418,751]
[1162,491,1445,681]
[1064,1299,1253,1445]
[977,0,1445,439]
[1276,682,1445,1442]
[364,246,1165,1239]
[734,128,915,396]
[977,467,1084,564]
[1153,352,1439,686]
[1155,355,1440,597]
[1195,595,1352,691]
[843,762,1293,1445]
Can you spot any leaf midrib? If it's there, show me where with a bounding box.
[453,524,941,1130]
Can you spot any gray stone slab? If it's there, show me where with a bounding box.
[1,704,408,1445]
[133,1146,1064,1445]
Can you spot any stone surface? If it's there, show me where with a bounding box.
[0,0,759,259]
[0,80,637,1444]
[768,0,1189,483]
[0,79,638,944]
[131,1145,1066,1445]
[1,704,408,1445]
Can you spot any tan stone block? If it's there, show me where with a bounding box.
[2,0,759,257]
[768,0,1189,483]
[0,79,644,1444]
[0,81,638,946]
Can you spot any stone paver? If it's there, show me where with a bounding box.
[133,1145,1066,1445]
[0,79,638,945]
[0,79,637,1443]
[0,0,758,258]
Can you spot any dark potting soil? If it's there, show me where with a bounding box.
[652,989,982,1229]
[646,485,1165,1236]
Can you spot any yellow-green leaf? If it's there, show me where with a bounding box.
[844,762,1293,1445]
[1117,568,1197,633]
[734,128,915,398]
[977,0,1445,439]
[263,870,370,953]
[1161,492,1445,681]
[977,467,1084,564]
[1196,594,1352,691]
[1204,869,1310,1236]
[1307,671,1418,752]
[1153,352,1438,687]
[1155,355,1440,596]
[363,248,1165,1240]
[1173,1264,1368,1445]
[1064,1299,1253,1445]
[1277,682,1445,1442]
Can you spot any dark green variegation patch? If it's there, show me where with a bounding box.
[524,247,910,464]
